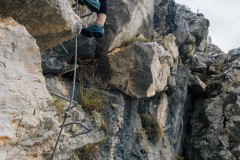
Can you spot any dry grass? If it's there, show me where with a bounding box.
[233,80,240,87]
[121,37,150,47]
[136,129,145,141]
[74,139,106,160]
[140,114,164,143]
[78,72,107,112]
[53,99,65,114]
[79,86,106,112]
[213,62,225,71]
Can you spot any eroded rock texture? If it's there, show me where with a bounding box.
[0,0,81,50]
[0,17,58,160]
[0,0,239,159]
[108,41,173,99]
[96,0,154,56]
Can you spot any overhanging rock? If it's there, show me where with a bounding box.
[0,0,81,51]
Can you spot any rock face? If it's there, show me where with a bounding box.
[0,0,81,50]
[0,17,58,159]
[0,0,239,159]
[154,0,176,34]
[108,41,173,99]
[184,45,240,159]
[96,0,154,56]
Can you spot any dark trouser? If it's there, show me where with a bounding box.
[98,0,107,15]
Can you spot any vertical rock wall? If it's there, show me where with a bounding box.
[0,17,58,160]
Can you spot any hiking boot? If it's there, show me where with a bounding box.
[81,23,104,38]
[75,0,100,13]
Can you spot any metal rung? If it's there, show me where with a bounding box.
[59,122,92,131]
[49,91,78,107]
[71,129,92,137]
[81,11,94,18]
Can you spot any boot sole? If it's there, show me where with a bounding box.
[81,29,104,38]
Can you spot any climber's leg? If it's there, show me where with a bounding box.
[81,0,107,38]
[75,0,100,13]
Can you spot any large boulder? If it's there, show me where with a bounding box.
[108,42,173,99]
[228,47,240,62]
[0,0,81,50]
[0,17,58,159]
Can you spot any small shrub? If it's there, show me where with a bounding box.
[78,73,108,112]
[140,114,164,143]
[229,132,240,145]
[177,156,185,160]
[221,127,231,135]
[232,80,240,87]
[79,85,106,112]
[54,99,65,114]
[136,129,145,140]
[70,152,78,160]
[76,143,99,160]
[142,146,151,154]
[91,110,108,132]
[213,62,225,71]
[121,37,150,47]
[221,127,240,146]
[75,139,106,160]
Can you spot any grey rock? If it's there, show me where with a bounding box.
[41,49,64,75]
[231,57,240,69]
[205,43,222,54]
[191,52,212,73]
[154,0,176,34]
[185,34,196,45]
[189,16,209,46]
[41,35,97,75]
[174,4,209,51]
[188,74,206,94]
[209,54,227,74]
[173,15,190,46]
[228,47,240,62]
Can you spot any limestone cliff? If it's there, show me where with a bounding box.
[0,0,239,160]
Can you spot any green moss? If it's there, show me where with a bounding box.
[140,114,163,143]
[121,37,150,47]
